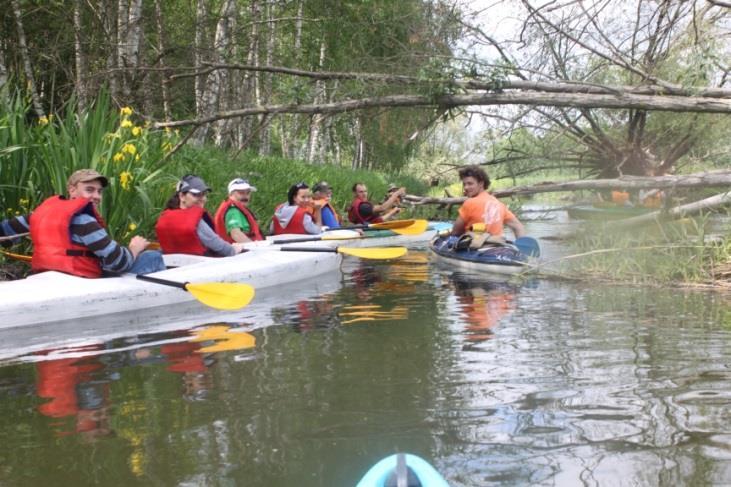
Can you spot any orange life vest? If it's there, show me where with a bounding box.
[213,199,263,242]
[30,195,105,278]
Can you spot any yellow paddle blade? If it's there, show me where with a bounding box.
[184,282,255,310]
[336,246,408,260]
[389,219,429,235]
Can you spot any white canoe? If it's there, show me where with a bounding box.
[0,249,341,329]
[0,222,451,329]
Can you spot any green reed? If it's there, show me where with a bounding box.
[560,214,730,285]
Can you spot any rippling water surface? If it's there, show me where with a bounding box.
[1,229,731,486]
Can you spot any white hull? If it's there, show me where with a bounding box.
[0,250,341,329]
[429,248,528,275]
[0,222,451,329]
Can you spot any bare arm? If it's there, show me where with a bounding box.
[451,216,467,236]
[229,227,252,243]
[505,217,526,238]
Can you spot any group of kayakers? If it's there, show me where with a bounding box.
[0,165,523,279]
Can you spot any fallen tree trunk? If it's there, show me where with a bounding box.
[605,191,731,229]
[403,169,731,204]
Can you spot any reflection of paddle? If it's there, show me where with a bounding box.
[278,246,407,260]
[513,237,541,257]
[136,274,255,310]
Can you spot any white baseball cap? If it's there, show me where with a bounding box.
[228,178,257,193]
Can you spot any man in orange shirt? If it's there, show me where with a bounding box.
[450,165,525,238]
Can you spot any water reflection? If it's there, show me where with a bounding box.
[448,272,521,345]
[3,246,731,485]
[36,348,113,440]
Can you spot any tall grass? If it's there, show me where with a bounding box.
[559,215,730,285]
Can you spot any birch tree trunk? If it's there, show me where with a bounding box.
[194,0,208,127]
[258,0,276,155]
[73,0,89,111]
[306,40,327,163]
[280,0,304,158]
[0,49,7,89]
[117,0,130,98]
[126,0,143,102]
[10,0,45,118]
[241,0,261,147]
[154,0,171,120]
[100,0,120,100]
[210,0,237,146]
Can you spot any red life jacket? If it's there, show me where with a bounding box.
[271,204,309,235]
[213,199,263,242]
[347,197,383,224]
[30,196,105,278]
[155,206,212,255]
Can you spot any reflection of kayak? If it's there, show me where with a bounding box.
[566,204,652,220]
[429,235,532,275]
[356,453,449,487]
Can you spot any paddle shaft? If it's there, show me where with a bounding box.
[279,246,337,253]
[136,274,188,290]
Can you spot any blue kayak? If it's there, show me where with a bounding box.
[429,234,538,275]
[356,453,449,487]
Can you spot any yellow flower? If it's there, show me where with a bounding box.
[19,198,29,209]
[131,126,142,137]
[120,119,133,128]
[122,143,137,155]
[128,223,137,231]
[119,171,133,190]
[38,116,49,126]
[135,154,141,162]
[120,107,133,116]
[113,152,125,162]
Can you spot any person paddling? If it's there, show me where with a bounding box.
[450,165,526,239]
[312,181,341,229]
[270,182,323,235]
[155,175,247,256]
[0,169,165,277]
[213,178,263,243]
[347,182,405,224]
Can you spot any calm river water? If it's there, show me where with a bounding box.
[1,220,731,486]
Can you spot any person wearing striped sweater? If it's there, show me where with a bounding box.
[0,169,164,277]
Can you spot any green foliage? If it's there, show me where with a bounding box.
[560,215,729,285]
[0,91,426,248]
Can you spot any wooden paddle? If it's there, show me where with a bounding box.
[0,249,31,262]
[278,246,407,260]
[136,274,255,310]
